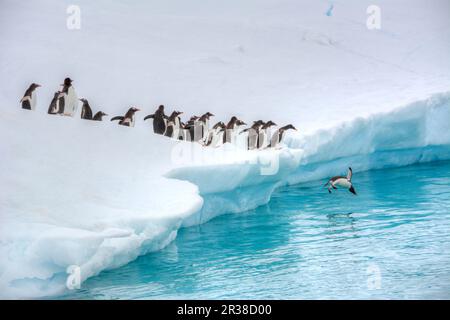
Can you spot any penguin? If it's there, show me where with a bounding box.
[111,107,140,127]
[202,112,214,133]
[79,98,93,120]
[92,111,108,121]
[241,120,265,150]
[60,78,78,117]
[164,111,183,138]
[324,167,357,195]
[258,120,277,149]
[204,121,226,147]
[183,116,199,142]
[224,117,247,144]
[195,112,214,142]
[144,105,169,135]
[48,91,65,115]
[269,124,297,148]
[20,83,41,110]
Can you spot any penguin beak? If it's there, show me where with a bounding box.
[36,84,41,87]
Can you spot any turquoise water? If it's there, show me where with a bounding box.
[62,161,450,299]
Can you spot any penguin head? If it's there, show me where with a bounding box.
[63,78,73,86]
[130,107,140,113]
[158,105,164,111]
[175,111,183,117]
[189,115,199,121]
[202,112,214,119]
[283,124,297,131]
[236,119,247,126]
[213,121,225,129]
[264,120,277,128]
[30,83,41,90]
[79,98,88,104]
[99,111,108,117]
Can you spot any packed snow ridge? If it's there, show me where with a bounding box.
[1,92,449,298]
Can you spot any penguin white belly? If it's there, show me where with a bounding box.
[259,131,269,149]
[63,87,78,116]
[210,131,223,148]
[30,91,37,110]
[334,178,351,188]
[248,133,258,150]
[270,132,280,148]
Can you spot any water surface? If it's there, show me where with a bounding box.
[62,161,450,299]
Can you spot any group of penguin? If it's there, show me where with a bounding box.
[20,79,297,150]
[141,105,298,149]
[20,80,357,195]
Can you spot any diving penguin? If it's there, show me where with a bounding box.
[324,167,357,195]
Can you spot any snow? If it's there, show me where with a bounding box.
[0,0,449,298]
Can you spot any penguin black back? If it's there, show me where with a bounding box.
[79,98,93,120]
[21,83,40,110]
[92,111,108,121]
[144,105,168,134]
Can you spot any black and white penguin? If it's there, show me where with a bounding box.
[258,120,277,149]
[20,83,41,110]
[144,105,169,135]
[269,124,296,148]
[164,111,183,138]
[59,78,78,117]
[204,121,226,147]
[224,117,246,144]
[183,116,199,142]
[79,98,93,120]
[92,111,108,121]
[324,167,357,195]
[47,91,65,115]
[241,120,265,150]
[195,112,215,142]
[111,107,140,127]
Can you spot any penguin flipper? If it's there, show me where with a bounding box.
[144,114,155,121]
[111,116,124,122]
[347,167,353,181]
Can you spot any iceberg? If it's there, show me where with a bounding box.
[1,92,449,298]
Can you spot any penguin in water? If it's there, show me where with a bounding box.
[324,167,357,195]
[20,83,41,110]
[164,111,184,138]
[59,78,78,117]
[79,98,93,120]
[144,105,169,135]
[258,120,277,149]
[241,120,265,150]
[204,121,226,147]
[269,124,297,148]
[92,111,108,121]
[48,91,65,114]
[111,107,140,127]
